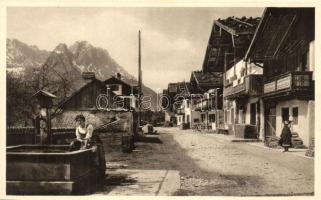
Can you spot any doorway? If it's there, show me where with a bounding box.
[250,103,256,125]
[265,105,276,136]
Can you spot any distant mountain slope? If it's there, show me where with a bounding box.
[6,38,158,110]
[7,38,50,71]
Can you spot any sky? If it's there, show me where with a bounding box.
[7,7,264,92]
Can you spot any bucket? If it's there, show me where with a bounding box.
[121,135,134,153]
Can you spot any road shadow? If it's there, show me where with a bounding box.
[95,173,138,194]
[286,150,307,153]
[136,136,163,144]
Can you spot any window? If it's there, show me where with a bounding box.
[294,75,310,87]
[186,115,190,123]
[292,107,298,125]
[201,114,206,122]
[209,114,215,123]
[282,107,289,122]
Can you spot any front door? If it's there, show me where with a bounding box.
[250,103,256,125]
[265,105,276,136]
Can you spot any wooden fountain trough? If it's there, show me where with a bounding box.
[6,145,102,195]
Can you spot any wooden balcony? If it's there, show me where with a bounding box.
[263,71,313,98]
[223,74,263,99]
[195,100,210,111]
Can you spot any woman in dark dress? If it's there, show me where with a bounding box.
[279,121,292,152]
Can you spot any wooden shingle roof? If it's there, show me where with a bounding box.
[191,71,223,87]
[245,8,315,62]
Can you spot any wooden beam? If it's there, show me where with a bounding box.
[236,31,256,35]
[231,35,235,47]
[215,20,237,36]
[245,60,248,76]
[231,17,255,27]
[233,48,236,77]
[244,8,269,61]
[214,48,221,68]
[206,46,212,70]
[224,52,233,86]
[272,15,297,58]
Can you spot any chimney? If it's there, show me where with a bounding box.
[116,72,121,80]
[82,72,95,80]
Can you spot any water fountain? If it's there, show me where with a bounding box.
[6,90,103,195]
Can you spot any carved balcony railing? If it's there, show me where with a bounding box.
[263,71,313,96]
[223,74,263,99]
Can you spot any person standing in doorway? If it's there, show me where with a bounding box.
[279,120,292,152]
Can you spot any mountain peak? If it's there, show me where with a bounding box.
[7,38,50,70]
[75,40,91,46]
[53,43,69,54]
[7,38,158,109]
[70,40,94,51]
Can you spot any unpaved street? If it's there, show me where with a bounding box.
[101,127,314,196]
[160,127,314,195]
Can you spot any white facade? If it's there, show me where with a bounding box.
[309,41,315,80]
[184,99,201,128]
[177,99,203,128]
[264,40,315,146]
[274,99,314,147]
[223,59,264,138]
[275,41,314,146]
[225,60,263,86]
[176,115,184,126]
[165,110,175,122]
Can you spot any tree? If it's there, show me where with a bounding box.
[6,71,35,126]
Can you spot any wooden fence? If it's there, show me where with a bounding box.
[6,126,127,146]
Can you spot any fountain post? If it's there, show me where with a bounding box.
[32,90,57,144]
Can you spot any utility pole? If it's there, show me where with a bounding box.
[138,30,142,128]
[215,88,219,131]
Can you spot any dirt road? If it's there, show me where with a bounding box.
[101,127,314,196]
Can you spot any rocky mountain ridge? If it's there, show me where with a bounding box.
[7,38,157,110]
